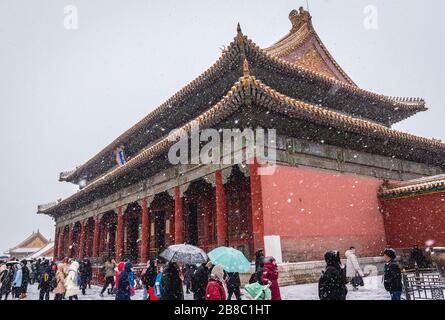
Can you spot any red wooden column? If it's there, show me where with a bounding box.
[78,221,86,260]
[92,215,100,257]
[67,224,74,258]
[249,158,265,255]
[174,186,184,244]
[140,198,150,263]
[116,207,124,261]
[215,170,228,246]
[57,228,64,259]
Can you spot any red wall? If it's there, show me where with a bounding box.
[381,192,445,249]
[260,164,386,261]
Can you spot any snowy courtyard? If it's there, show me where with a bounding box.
[16,276,390,301]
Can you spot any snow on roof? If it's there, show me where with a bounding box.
[25,242,54,260]
[6,247,41,254]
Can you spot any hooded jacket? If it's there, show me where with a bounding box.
[13,264,23,288]
[191,264,209,300]
[64,261,81,297]
[116,262,132,300]
[205,265,227,300]
[115,262,125,289]
[261,257,281,300]
[162,262,184,300]
[318,251,347,300]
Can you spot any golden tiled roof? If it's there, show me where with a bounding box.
[39,72,445,216]
[379,175,445,198]
[265,7,356,86]
[59,9,426,185]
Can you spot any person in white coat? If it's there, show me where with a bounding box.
[345,247,364,291]
[64,261,81,300]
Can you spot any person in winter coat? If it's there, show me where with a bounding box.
[191,262,210,300]
[84,259,92,289]
[129,264,136,297]
[260,256,281,300]
[114,261,125,292]
[318,251,348,301]
[79,260,89,295]
[30,262,36,285]
[205,265,227,300]
[154,266,164,299]
[254,249,264,273]
[141,260,158,300]
[116,262,133,300]
[345,247,364,290]
[184,264,196,294]
[383,248,403,300]
[65,260,81,300]
[0,264,14,300]
[409,245,432,269]
[38,265,53,300]
[162,262,184,300]
[53,264,66,300]
[249,257,265,284]
[20,260,30,299]
[12,264,23,299]
[100,258,117,297]
[226,271,242,300]
[35,259,42,284]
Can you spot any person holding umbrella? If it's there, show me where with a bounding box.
[0,263,14,300]
[191,261,211,300]
[162,262,184,300]
[226,271,242,300]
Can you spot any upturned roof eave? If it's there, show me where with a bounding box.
[39,74,445,217]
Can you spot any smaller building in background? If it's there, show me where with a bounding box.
[4,230,49,260]
[380,175,445,250]
[25,242,55,260]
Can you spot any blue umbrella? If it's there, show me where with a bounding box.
[207,247,251,273]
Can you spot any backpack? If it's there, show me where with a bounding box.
[43,272,50,284]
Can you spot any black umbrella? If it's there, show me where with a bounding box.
[160,244,208,265]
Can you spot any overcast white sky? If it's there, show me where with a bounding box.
[0,0,444,251]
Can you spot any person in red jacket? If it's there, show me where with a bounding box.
[261,256,281,300]
[205,265,227,300]
[114,262,125,292]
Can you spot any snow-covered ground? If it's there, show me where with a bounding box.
[14,275,390,300]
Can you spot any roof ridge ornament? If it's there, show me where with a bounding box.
[243,58,250,77]
[289,6,312,32]
[236,22,244,44]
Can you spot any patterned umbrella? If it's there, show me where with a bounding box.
[208,246,251,273]
[159,244,207,265]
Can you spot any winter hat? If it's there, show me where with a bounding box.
[383,248,396,260]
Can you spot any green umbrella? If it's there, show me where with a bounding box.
[207,246,251,273]
[244,282,271,300]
